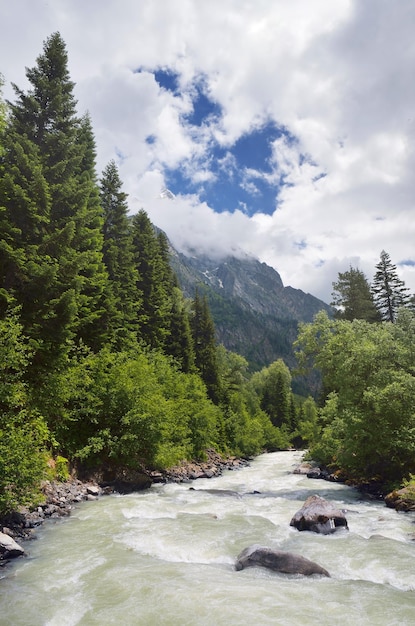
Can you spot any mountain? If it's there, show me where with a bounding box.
[169,247,332,393]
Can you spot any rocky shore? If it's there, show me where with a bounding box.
[293,460,415,510]
[0,449,249,568]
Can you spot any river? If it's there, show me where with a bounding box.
[1,451,415,625]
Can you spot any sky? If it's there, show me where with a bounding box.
[1,0,415,303]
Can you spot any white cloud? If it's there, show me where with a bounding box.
[1,0,415,302]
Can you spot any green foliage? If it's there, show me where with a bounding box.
[131,210,172,349]
[56,344,221,469]
[295,396,320,448]
[251,359,292,428]
[2,32,109,375]
[164,288,195,373]
[0,312,49,514]
[307,392,344,467]
[295,310,415,482]
[0,411,49,514]
[331,266,380,322]
[401,475,415,504]
[54,455,70,482]
[215,346,290,458]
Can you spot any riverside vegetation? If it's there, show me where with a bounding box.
[1,33,415,532]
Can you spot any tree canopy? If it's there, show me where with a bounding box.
[295,310,415,484]
[331,266,380,322]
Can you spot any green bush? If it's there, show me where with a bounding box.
[0,411,49,514]
[55,455,70,482]
[0,312,49,515]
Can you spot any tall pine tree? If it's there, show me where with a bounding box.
[100,160,140,346]
[131,209,171,349]
[165,287,195,372]
[372,250,411,322]
[191,289,222,404]
[3,32,109,367]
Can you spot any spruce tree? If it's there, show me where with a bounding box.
[156,230,178,290]
[100,160,140,346]
[191,289,222,403]
[372,250,411,322]
[0,109,65,362]
[71,111,110,350]
[331,267,381,322]
[131,209,171,349]
[3,32,109,364]
[165,287,195,372]
[155,230,196,370]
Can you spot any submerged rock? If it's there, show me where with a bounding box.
[189,488,242,498]
[290,494,348,534]
[235,545,330,577]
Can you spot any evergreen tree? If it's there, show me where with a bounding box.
[331,266,381,322]
[131,209,171,349]
[155,229,198,370]
[259,360,291,428]
[3,32,109,365]
[165,287,195,372]
[372,250,411,322]
[156,230,178,291]
[71,111,110,350]
[191,289,222,403]
[100,160,140,346]
[0,120,54,329]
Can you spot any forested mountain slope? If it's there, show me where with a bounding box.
[169,248,332,376]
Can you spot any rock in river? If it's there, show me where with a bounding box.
[0,532,25,560]
[235,545,330,577]
[290,494,348,534]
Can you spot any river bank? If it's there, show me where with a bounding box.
[294,460,415,511]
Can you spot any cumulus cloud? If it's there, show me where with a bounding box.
[1,0,415,302]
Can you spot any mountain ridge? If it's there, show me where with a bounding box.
[168,245,332,391]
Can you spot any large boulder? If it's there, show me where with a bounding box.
[235,545,330,577]
[0,532,25,559]
[290,495,348,534]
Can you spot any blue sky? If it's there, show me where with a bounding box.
[149,68,288,216]
[1,0,415,302]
